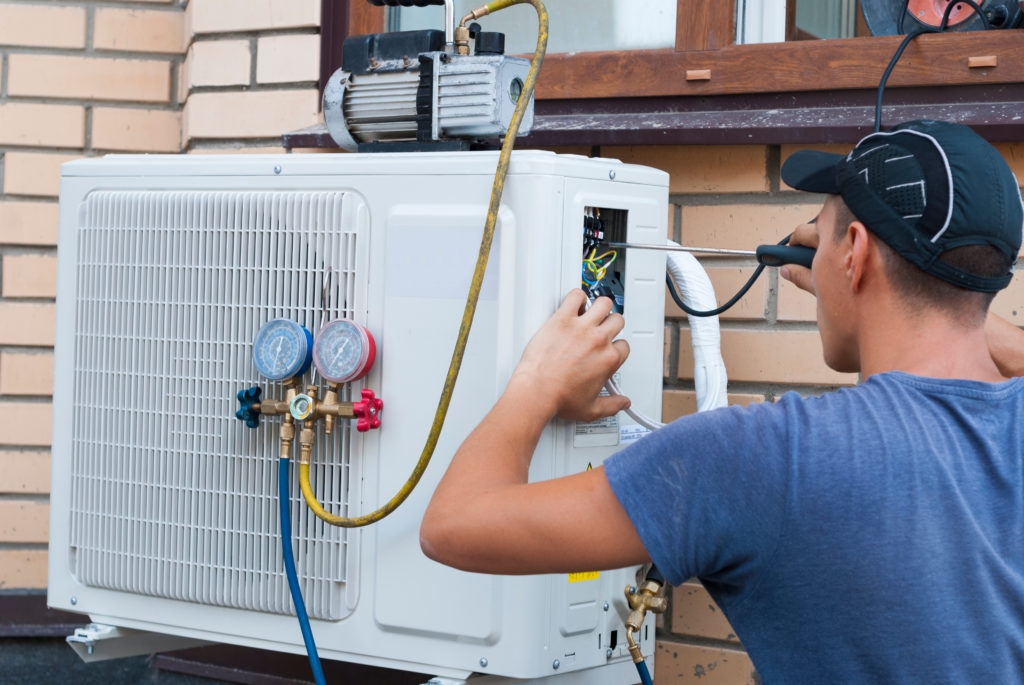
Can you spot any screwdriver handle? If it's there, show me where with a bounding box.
[756,244,815,269]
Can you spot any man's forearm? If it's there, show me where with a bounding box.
[987,312,1024,377]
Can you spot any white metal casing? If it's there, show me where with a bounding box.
[49,151,668,682]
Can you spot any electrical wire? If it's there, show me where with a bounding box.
[877,0,990,132]
[279,457,326,685]
[298,0,549,528]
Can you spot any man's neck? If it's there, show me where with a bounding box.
[857,304,1007,382]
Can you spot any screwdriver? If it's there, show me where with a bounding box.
[602,242,815,269]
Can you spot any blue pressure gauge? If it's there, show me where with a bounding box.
[252,318,313,381]
[313,319,376,384]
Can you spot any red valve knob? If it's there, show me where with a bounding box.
[352,388,383,432]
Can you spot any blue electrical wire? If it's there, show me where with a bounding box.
[635,659,654,685]
[279,456,327,685]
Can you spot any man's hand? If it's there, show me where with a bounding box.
[510,289,631,423]
[780,220,819,295]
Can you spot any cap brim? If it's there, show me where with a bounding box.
[781,150,844,194]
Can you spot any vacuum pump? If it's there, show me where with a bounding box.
[323,0,534,151]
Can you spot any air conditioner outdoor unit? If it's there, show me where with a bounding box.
[48,151,668,683]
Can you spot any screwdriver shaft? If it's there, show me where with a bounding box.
[603,242,756,257]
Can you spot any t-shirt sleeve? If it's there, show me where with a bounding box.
[604,397,795,592]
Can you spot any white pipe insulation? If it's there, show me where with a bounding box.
[605,239,729,431]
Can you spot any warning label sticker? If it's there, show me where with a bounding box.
[572,374,621,447]
[568,571,600,583]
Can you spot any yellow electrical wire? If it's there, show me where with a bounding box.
[299,0,549,528]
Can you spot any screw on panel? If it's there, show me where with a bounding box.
[609,170,617,180]
[606,648,613,659]
[70,596,78,605]
[603,602,610,611]
[552,659,560,670]
[479,657,488,668]
[273,165,283,175]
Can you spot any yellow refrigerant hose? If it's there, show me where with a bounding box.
[300,0,549,528]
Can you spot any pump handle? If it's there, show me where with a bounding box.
[366,0,446,6]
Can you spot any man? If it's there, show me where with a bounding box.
[420,121,1024,681]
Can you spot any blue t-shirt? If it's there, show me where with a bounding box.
[605,372,1024,683]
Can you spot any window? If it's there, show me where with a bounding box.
[389,0,678,54]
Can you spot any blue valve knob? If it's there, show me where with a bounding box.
[236,386,262,428]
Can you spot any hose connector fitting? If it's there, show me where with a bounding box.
[624,580,668,664]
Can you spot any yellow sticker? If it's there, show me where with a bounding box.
[568,571,600,583]
[586,462,593,471]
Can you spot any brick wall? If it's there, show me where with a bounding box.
[0,0,184,590]
[182,0,321,152]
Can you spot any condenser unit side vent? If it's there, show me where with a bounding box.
[67,190,366,622]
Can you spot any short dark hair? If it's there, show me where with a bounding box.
[832,198,1009,322]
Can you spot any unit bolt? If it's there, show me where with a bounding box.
[70,596,78,606]
[552,659,560,670]
[609,170,617,180]
[606,648,613,659]
[479,657,488,668]
[273,165,283,175]
[603,602,610,611]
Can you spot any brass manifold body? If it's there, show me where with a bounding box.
[252,378,382,465]
[625,579,668,664]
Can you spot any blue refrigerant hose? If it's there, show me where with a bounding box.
[280,457,328,685]
[636,659,654,685]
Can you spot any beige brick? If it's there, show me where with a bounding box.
[673,581,741,643]
[0,500,48,543]
[777,275,818,322]
[184,89,320,141]
[188,0,319,34]
[0,352,54,396]
[655,639,757,684]
[0,3,85,48]
[8,54,170,103]
[4,153,81,198]
[0,402,52,447]
[681,204,821,251]
[0,451,50,494]
[257,34,319,84]
[92,108,181,153]
[0,103,84,148]
[605,146,769,194]
[0,303,55,346]
[667,266,766,321]
[95,7,184,53]
[679,328,857,386]
[2,254,57,299]
[663,389,765,422]
[0,549,47,588]
[991,271,1024,326]
[0,202,59,246]
[185,40,251,88]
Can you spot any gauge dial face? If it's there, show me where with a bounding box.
[252,318,313,381]
[313,319,375,384]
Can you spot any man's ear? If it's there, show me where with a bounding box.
[846,221,871,293]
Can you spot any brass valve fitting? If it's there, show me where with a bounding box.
[624,580,668,664]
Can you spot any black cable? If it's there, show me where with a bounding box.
[896,0,910,34]
[667,235,790,318]
[877,0,991,132]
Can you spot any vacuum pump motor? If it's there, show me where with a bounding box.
[323,29,534,151]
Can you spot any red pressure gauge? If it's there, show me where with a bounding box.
[312,319,376,384]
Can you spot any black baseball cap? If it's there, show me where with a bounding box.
[782,120,1023,292]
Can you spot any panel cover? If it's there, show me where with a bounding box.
[69,191,365,621]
